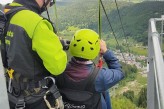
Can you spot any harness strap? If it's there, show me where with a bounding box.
[85,67,100,91]
[15,96,25,109]
[9,78,49,91]
[8,76,63,108]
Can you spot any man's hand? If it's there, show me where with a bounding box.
[60,39,70,50]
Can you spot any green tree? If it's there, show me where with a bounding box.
[120,62,138,83]
[137,86,147,108]
[111,96,136,109]
[123,90,134,102]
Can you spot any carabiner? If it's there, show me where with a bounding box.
[42,76,56,89]
[44,76,56,84]
[44,91,60,109]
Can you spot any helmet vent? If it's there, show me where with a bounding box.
[90,47,94,50]
[81,47,84,51]
[77,39,81,42]
[88,41,92,45]
[73,44,77,47]
[95,40,98,44]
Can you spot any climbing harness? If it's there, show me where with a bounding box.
[7,75,63,109]
[56,67,102,109]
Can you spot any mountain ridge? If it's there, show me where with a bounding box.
[55,1,164,45]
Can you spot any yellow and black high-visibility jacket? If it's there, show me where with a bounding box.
[4,2,67,81]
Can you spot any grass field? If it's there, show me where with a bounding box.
[129,46,147,56]
[106,38,147,56]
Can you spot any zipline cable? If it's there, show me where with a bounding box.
[100,0,127,62]
[114,0,133,61]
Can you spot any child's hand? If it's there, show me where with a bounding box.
[100,40,107,55]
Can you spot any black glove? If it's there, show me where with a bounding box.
[60,39,70,50]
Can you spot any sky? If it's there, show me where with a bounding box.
[0,0,13,4]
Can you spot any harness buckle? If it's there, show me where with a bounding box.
[15,98,25,109]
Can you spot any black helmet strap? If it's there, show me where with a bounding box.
[40,0,51,13]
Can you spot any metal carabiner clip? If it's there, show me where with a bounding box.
[44,76,56,84]
[42,76,56,89]
[44,90,61,109]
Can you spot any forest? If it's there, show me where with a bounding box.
[52,0,164,46]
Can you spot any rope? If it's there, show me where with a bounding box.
[97,0,104,68]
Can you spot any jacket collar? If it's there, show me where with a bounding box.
[13,0,42,14]
[65,58,94,81]
[72,57,93,65]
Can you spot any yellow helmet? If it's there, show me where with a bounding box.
[69,29,100,60]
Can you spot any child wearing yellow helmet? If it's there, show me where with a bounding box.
[57,29,124,109]
[69,29,100,60]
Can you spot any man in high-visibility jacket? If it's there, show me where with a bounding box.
[2,0,67,108]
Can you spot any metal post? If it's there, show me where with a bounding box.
[148,18,164,109]
[160,15,164,49]
[148,19,155,109]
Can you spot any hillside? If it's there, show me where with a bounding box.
[106,1,164,45]
[1,1,164,46]
[54,1,164,45]
[54,0,132,31]
[1,1,163,46]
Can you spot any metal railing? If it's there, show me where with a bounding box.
[148,16,164,109]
